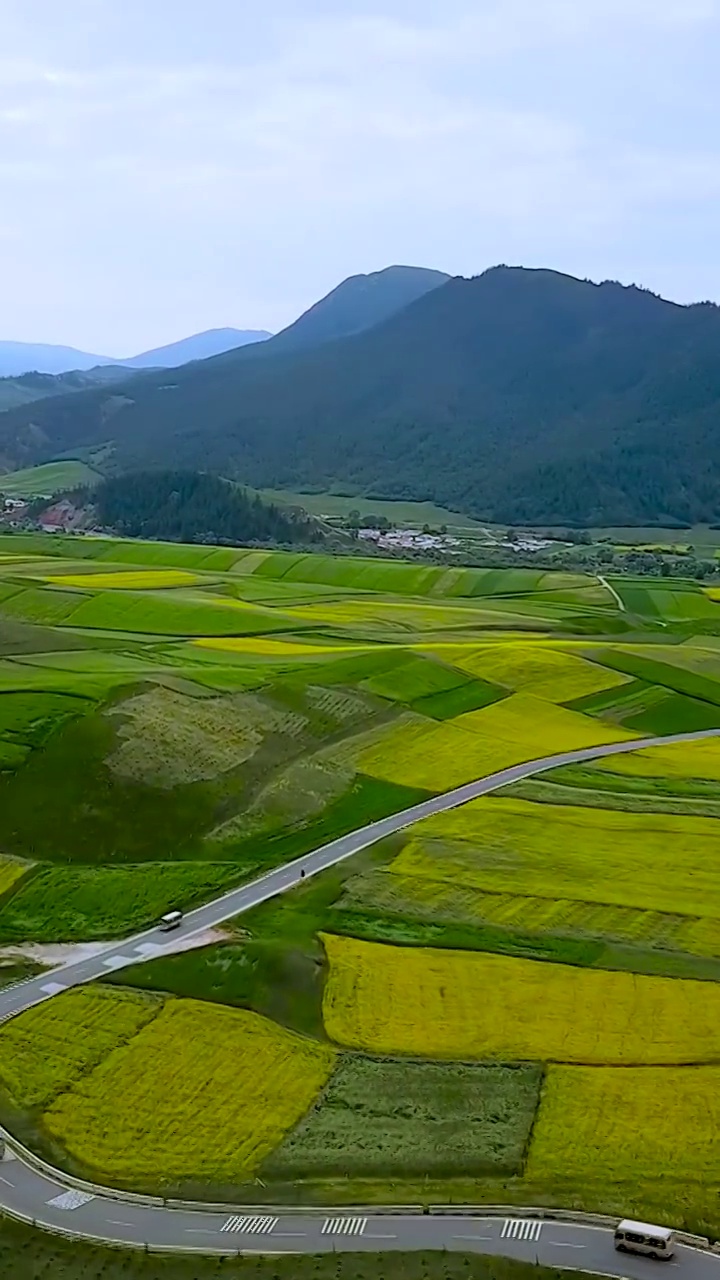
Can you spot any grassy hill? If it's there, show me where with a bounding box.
[4,267,720,525]
[0,459,102,497]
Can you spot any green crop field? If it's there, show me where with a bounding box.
[266,1057,542,1179]
[3,530,720,1228]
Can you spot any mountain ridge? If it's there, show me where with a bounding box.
[3,264,720,525]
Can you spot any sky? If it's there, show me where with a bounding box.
[1,0,720,355]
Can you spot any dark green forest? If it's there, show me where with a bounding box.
[5,266,720,525]
[92,471,319,545]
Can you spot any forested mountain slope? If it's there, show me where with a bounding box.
[3,266,720,525]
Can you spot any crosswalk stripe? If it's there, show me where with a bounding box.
[501,1218,543,1242]
[321,1217,368,1236]
[47,1189,95,1211]
[220,1215,278,1234]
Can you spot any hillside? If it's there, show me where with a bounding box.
[0,366,137,413]
[91,469,320,545]
[4,267,720,524]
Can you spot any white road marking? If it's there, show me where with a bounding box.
[551,1242,587,1248]
[101,956,133,970]
[221,1215,278,1234]
[107,1220,135,1228]
[365,1233,398,1240]
[40,982,67,995]
[48,1189,95,1211]
[0,1175,14,1187]
[322,1217,368,1236]
[501,1219,543,1242]
[454,1234,494,1241]
[185,1228,217,1235]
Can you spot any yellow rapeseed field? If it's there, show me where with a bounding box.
[593,736,720,780]
[359,693,635,790]
[45,999,336,1184]
[449,644,630,702]
[321,934,720,1064]
[526,1064,720,1189]
[396,794,720,919]
[0,987,162,1108]
[45,570,200,590]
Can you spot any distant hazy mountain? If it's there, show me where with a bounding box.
[265,265,451,353]
[0,329,271,378]
[0,341,116,377]
[121,328,271,370]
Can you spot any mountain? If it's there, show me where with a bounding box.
[121,328,271,369]
[263,265,451,352]
[0,341,117,377]
[0,264,444,379]
[0,330,270,378]
[5,266,720,525]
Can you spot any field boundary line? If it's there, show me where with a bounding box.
[597,576,626,611]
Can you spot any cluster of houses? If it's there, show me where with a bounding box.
[0,494,81,533]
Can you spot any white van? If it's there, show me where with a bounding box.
[159,910,183,932]
[614,1220,676,1260]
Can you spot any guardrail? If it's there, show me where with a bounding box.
[1,1124,716,1253]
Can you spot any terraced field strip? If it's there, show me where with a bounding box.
[398,793,720,919]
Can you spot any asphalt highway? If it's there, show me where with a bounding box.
[1,725,719,1266]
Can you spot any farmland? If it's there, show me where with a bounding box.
[2,531,720,1223]
[526,1065,720,1226]
[266,1058,542,1178]
[45,997,336,1187]
[320,934,720,1063]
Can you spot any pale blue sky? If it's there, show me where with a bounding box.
[1,0,719,354]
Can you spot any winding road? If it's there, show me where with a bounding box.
[1,726,719,1268]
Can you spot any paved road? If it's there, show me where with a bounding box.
[0,1158,719,1278]
[1,725,719,1267]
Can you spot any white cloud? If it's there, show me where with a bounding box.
[0,1,719,348]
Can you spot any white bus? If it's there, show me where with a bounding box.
[614,1220,676,1260]
[159,910,183,932]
